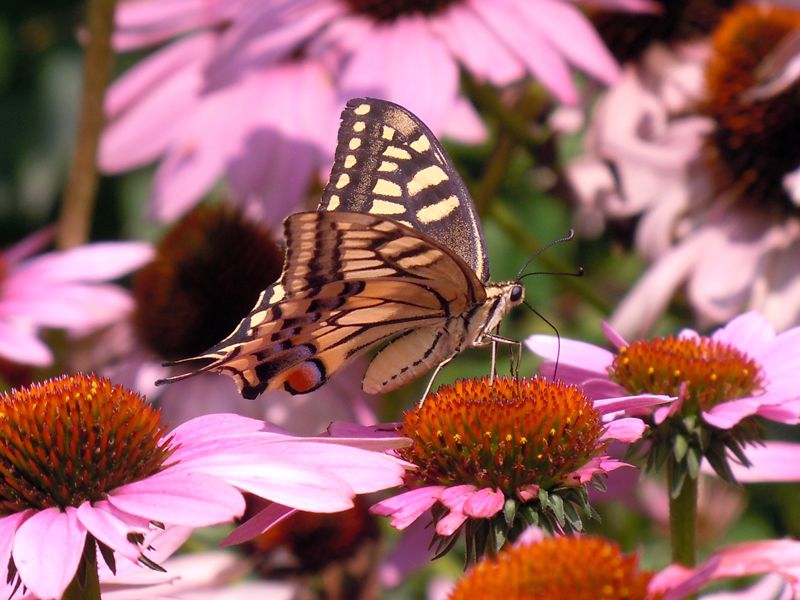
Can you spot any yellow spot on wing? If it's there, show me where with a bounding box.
[384,146,412,160]
[328,194,340,210]
[349,138,361,150]
[407,165,449,196]
[370,199,406,215]
[344,154,357,168]
[269,284,286,303]
[409,134,431,153]
[353,121,366,132]
[372,178,403,197]
[382,125,395,140]
[336,173,350,189]
[354,103,371,115]
[416,195,460,224]
[378,161,398,172]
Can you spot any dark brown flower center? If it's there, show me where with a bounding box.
[133,204,283,361]
[448,535,655,600]
[592,0,735,64]
[397,377,604,495]
[608,335,763,412]
[0,374,174,514]
[703,5,800,212]
[345,0,459,22]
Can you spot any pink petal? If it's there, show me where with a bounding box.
[601,417,647,443]
[2,227,55,268]
[222,503,297,547]
[435,510,469,536]
[601,321,629,349]
[101,34,213,170]
[76,501,150,564]
[4,284,134,330]
[470,0,577,103]
[707,442,800,483]
[11,242,153,284]
[463,488,505,518]
[0,321,53,366]
[594,394,674,416]
[526,334,614,371]
[109,471,245,526]
[433,4,524,85]
[371,487,443,530]
[702,399,763,429]
[13,507,86,600]
[340,17,459,134]
[513,0,620,85]
[0,511,32,585]
[711,312,775,354]
[578,0,661,10]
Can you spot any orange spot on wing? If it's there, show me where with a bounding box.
[284,361,324,394]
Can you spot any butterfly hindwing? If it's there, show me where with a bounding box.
[320,98,491,283]
[167,210,487,398]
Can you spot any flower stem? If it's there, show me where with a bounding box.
[57,0,117,249]
[62,535,101,600]
[667,458,698,568]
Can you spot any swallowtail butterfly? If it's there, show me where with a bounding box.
[159,98,525,399]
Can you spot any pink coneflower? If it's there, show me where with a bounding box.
[0,229,152,368]
[527,311,800,487]
[441,532,800,600]
[369,376,667,561]
[0,374,408,599]
[101,23,338,223]
[568,4,800,336]
[101,0,656,222]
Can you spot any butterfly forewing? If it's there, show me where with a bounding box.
[320,98,490,282]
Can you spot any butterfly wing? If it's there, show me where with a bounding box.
[319,98,491,283]
[161,210,486,398]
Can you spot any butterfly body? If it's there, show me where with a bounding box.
[159,98,525,399]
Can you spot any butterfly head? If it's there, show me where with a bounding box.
[482,281,526,334]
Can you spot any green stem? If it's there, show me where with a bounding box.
[62,535,101,600]
[57,0,118,249]
[667,458,698,569]
[489,202,612,314]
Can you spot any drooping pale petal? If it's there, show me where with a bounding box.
[463,488,505,518]
[601,417,647,442]
[76,501,150,564]
[371,487,443,530]
[0,511,32,585]
[705,441,800,483]
[222,503,296,547]
[12,507,86,600]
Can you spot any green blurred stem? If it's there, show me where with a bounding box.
[62,535,101,600]
[489,202,611,313]
[668,458,698,571]
[57,0,117,249]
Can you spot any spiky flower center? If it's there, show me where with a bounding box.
[133,204,283,361]
[397,377,603,495]
[345,0,459,22]
[0,374,173,514]
[448,535,654,600]
[703,5,800,210]
[609,336,763,412]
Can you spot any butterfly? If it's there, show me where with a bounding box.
[159,98,525,400]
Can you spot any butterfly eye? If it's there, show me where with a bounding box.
[510,285,524,303]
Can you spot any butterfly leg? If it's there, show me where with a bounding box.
[482,333,522,382]
[419,354,456,407]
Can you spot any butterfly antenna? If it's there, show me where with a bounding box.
[522,300,562,381]
[514,229,576,280]
[519,266,584,281]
